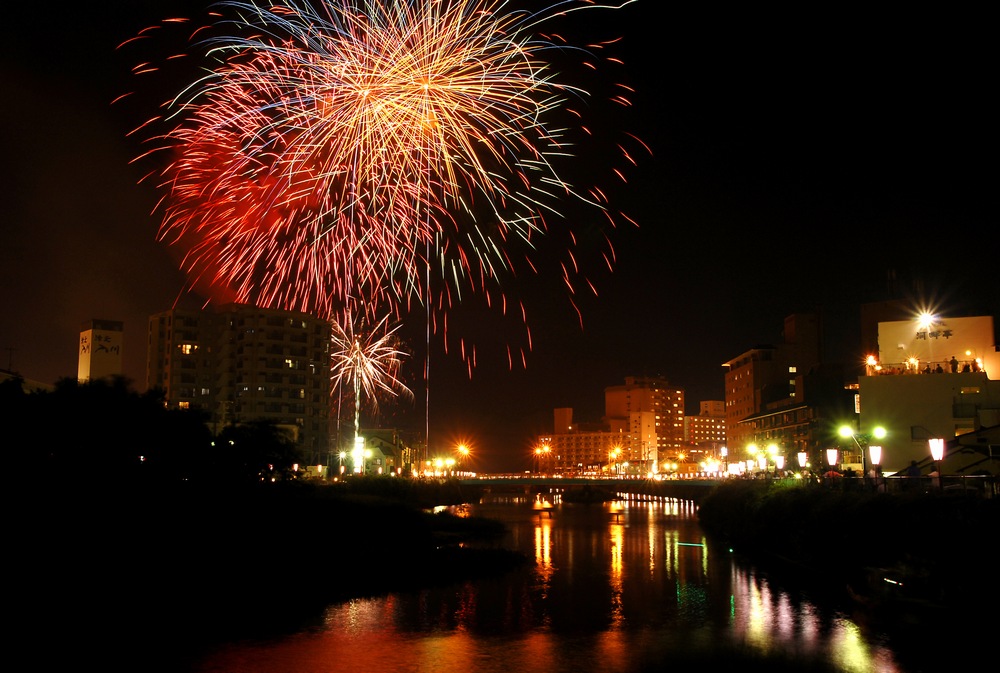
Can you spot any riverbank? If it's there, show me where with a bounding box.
[21,476,994,672]
[14,478,527,672]
[696,478,999,665]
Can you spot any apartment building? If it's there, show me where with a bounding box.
[147,304,332,463]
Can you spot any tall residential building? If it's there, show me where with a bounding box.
[147,304,332,463]
[78,319,124,383]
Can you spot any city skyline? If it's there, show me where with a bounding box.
[2,1,997,472]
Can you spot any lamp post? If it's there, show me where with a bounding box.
[766,443,780,477]
[869,445,882,491]
[826,448,839,481]
[929,438,945,492]
[747,443,759,476]
[609,447,621,476]
[838,425,886,481]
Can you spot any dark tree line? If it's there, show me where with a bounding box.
[1,375,302,486]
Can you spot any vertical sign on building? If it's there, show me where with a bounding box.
[78,319,124,382]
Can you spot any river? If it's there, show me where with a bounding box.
[181,490,913,673]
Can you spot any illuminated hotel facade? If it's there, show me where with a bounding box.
[539,376,686,476]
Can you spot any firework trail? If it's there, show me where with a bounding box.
[330,311,414,444]
[126,0,643,373]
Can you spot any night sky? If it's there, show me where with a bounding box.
[2,2,996,472]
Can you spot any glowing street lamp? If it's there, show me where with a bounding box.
[767,443,780,476]
[826,448,839,477]
[838,424,886,480]
[869,445,883,490]
[929,438,945,491]
[746,443,760,474]
[928,438,944,462]
[535,444,551,474]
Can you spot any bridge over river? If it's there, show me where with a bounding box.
[456,475,723,504]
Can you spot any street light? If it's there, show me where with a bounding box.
[929,438,945,491]
[826,448,839,475]
[534,444,550,474]
[869,445,882,491]
[747,443,759,475]
[767,443,780,476]
[838,425,886,479]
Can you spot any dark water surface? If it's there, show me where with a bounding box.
[186,492,907,673]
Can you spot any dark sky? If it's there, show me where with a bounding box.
[2,2,996,472]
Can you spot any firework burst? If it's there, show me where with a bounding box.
[330,311,414,442]
[126,0,643,373]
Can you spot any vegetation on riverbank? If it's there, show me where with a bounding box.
[696,478,999,626]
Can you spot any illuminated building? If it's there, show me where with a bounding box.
[78,319,124,383]
[605,376,684,473]
[855,313,999,474]
[723,313,822,458]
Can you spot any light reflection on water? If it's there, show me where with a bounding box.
[191,492,903,673]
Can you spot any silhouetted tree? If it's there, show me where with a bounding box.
[4,376,210,484]
[211,420,305,484]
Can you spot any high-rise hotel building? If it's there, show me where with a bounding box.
[147,304,332,463]
[605,376,685,469]
[541,376,685,475]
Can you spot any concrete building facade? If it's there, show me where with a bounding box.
[855,313,999,475]
[147,304,332,463]
[78,319,124,383]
